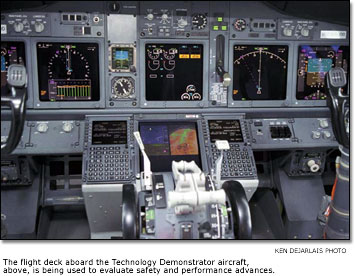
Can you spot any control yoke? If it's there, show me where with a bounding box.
[326,67,349,147]
[1,64,28,155]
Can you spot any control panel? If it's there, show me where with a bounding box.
[202,116,257,179]
[82,116,135,184]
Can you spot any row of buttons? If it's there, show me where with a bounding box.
[86,146,130,182]
[211,143,256,178]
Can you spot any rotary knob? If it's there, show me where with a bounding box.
[283,27,293,37]
[301,27,310,37]
[323,131,332,139]
[177,18,188,28]
[147,13,154,21]
[34,22,45,33]
[161,13,168,21]
[319,119,329,128]
[37,123,48,133]
[62,122,74,133]
[312,131,321,139]
[13,22,24,33]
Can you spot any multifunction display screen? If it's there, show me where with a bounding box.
[208,120,244,143]
[296,45,349,100]
[111,46,134,71]
[145,43,203,101]
[232,45,288,101]
[92,121,127,145]
[139,122,201,172]
[37,42,100,101]
[1,42,26,96]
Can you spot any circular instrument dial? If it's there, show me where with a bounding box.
[192,14,207,30]
[112,77,135,99]
[234,19,247,31]
[47,45,90,80]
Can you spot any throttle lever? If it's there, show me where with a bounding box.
[1,64,28,155]
[326,67,349,148]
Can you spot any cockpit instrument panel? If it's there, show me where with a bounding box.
[296,45,349,100]
[139,122,201,172]
[232,45,288,101]
[37,42,100,101]
[145,43,203,101]
[1,42,26,95]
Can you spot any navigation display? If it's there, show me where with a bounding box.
[92,121,127,145]
[145,43,203,101]
[139,122,201,172]
[232,45,288,101]
[296,45,349,100]
[208,120,244,143]
[1,42,26,96]
[37,42,100,101]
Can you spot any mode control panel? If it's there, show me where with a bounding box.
[82,116,135,184]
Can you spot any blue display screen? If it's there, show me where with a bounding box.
[115,50,129,60]
[308,58,332,73]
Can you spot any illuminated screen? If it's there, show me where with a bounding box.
[139,122,201,172]
[145,43,203,101]
[37,42,100,101]
[232,45,288,101]
[111,47,134,70]
[208,120,244,143]
[92,121,127,145]
[296,45,349,100]
[1,42,26,96]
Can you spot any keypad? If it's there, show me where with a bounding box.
[86,146,130,182]
[211,143,256,178]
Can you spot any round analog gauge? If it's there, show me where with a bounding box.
[112,77,135,99]
[234,19,247,31]
[47,45,90,80]
[192,14,207,30]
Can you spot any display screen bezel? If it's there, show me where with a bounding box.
[232,44,289,101]
[228,41,293,108]
[140,39,209,108]
[37,42,100,102]
[295,45,349,100]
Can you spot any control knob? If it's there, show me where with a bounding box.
[13,22,24,33]
[37,123,48,133]
[177,18,188,28]
[322,131,332,139]
[312,131,321,139]
[319,119,329,128]
[34,22,45,33]
[62,122,74,133]
[307,160,320,173]
[301,27,310,37]
[283,27,293,37]
[147,13,154,21]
